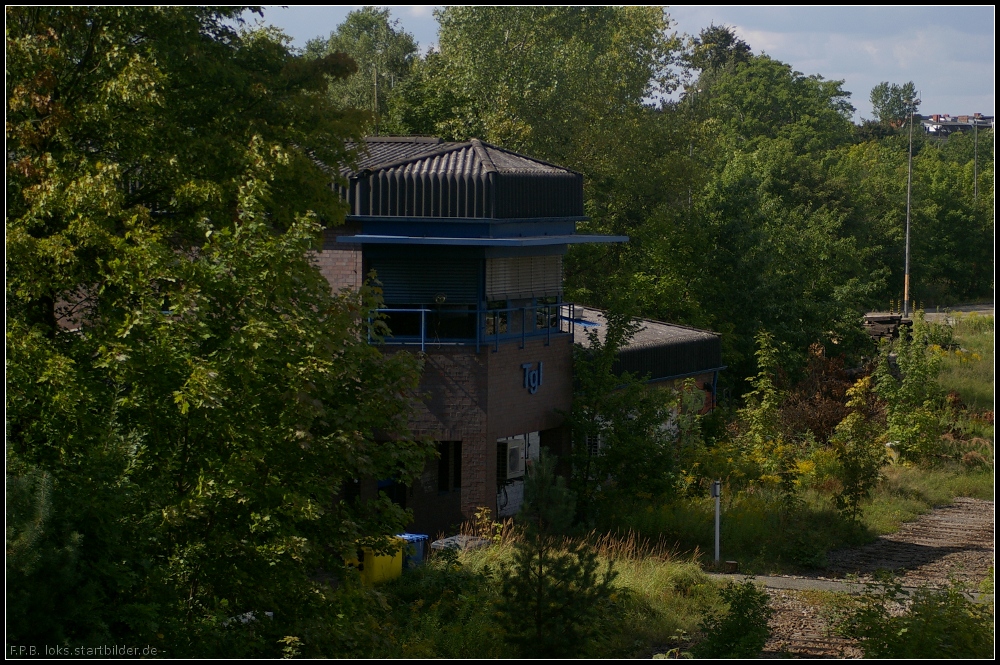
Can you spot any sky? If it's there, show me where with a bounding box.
[247,5,996,122]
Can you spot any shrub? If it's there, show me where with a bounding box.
[835,577,994,658]
[691,578,773,658]
[874,313,948,462]
[830,375,888,521]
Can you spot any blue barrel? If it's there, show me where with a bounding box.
[397,533,429,569]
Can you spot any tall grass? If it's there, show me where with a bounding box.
[607,462,994,574]
[460,528,720,656]
[368,527,722,659]
[611,491,871,573]
[863,464,994,535]
[938,313,994,411]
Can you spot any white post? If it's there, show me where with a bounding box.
[712,480,721,563]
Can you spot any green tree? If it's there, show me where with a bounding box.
[499,453,616,657]
[519,452,577,536]
[691,54,855,152]
[869,81,919,127]
[685,24,752,73]
[735,331,801,504]
[305,6,418,132]
[908,140,994,302]
[398,6,680,161]
[7,7,432,655]
[568,309,679,517]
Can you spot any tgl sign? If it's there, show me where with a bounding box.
[521,361,543,394]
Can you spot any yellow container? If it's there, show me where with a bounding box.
[346,539,403,585]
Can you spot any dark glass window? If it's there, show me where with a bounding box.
[438,442,450,493]
[437,441,462,494]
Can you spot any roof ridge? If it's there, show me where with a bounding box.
[469,138,498,173]
[346,137,579,178]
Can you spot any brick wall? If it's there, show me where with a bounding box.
[375,336,713,533]
[487,335,574,439]
[386,334,574,525]
[486,335,573,518]
[394,345,491,520]
[313,225,362,292]
[405,454,464,538]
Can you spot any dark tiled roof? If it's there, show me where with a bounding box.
[573,306,723,381]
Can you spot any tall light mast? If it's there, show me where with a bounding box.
[903,108,913,317]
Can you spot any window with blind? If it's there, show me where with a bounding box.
[486,255,562,301]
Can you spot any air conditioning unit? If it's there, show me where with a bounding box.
[506,439,525,479]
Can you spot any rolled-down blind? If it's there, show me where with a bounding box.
[486,256,562,300]
[370,258,480,304]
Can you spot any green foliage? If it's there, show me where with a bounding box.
[373,552,505,658]
[5,462,97,644]
[835,576,994,658]
[873,314,948,462]
[869,81,919,126]
[568,308,679,518]
[6,7,431,654]
[684,24,752,72]
[830,376,888,521]
[732,331,803,507]
[692,578,773,658]
[364,534,718,659]
[421,7,679,156]
[502,449,617,656]
[520,452,576,536]
[937,313,994,411]
[305,7,418,131]
[738,331,785,447]
[692,55,855,152]
[496,535,617,657]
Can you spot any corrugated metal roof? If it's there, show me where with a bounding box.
[336,137,584,219]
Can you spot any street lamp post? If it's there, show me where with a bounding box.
[904,109,914,318]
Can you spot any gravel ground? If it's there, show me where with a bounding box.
[823,497,994,588]
[761,498,994,658]
[762,589,862,659]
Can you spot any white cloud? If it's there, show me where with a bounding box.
[404,6,437,19]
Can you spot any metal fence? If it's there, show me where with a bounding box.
[370,303,577,352]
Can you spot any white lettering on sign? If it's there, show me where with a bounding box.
[521,361,543,394]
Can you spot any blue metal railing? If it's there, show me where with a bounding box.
[370,303,576,353]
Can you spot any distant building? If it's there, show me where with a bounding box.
[921,113,994,137]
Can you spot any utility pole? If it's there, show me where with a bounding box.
[373,64,379,136]
[712,480,721,564]
[904,108,913,318]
